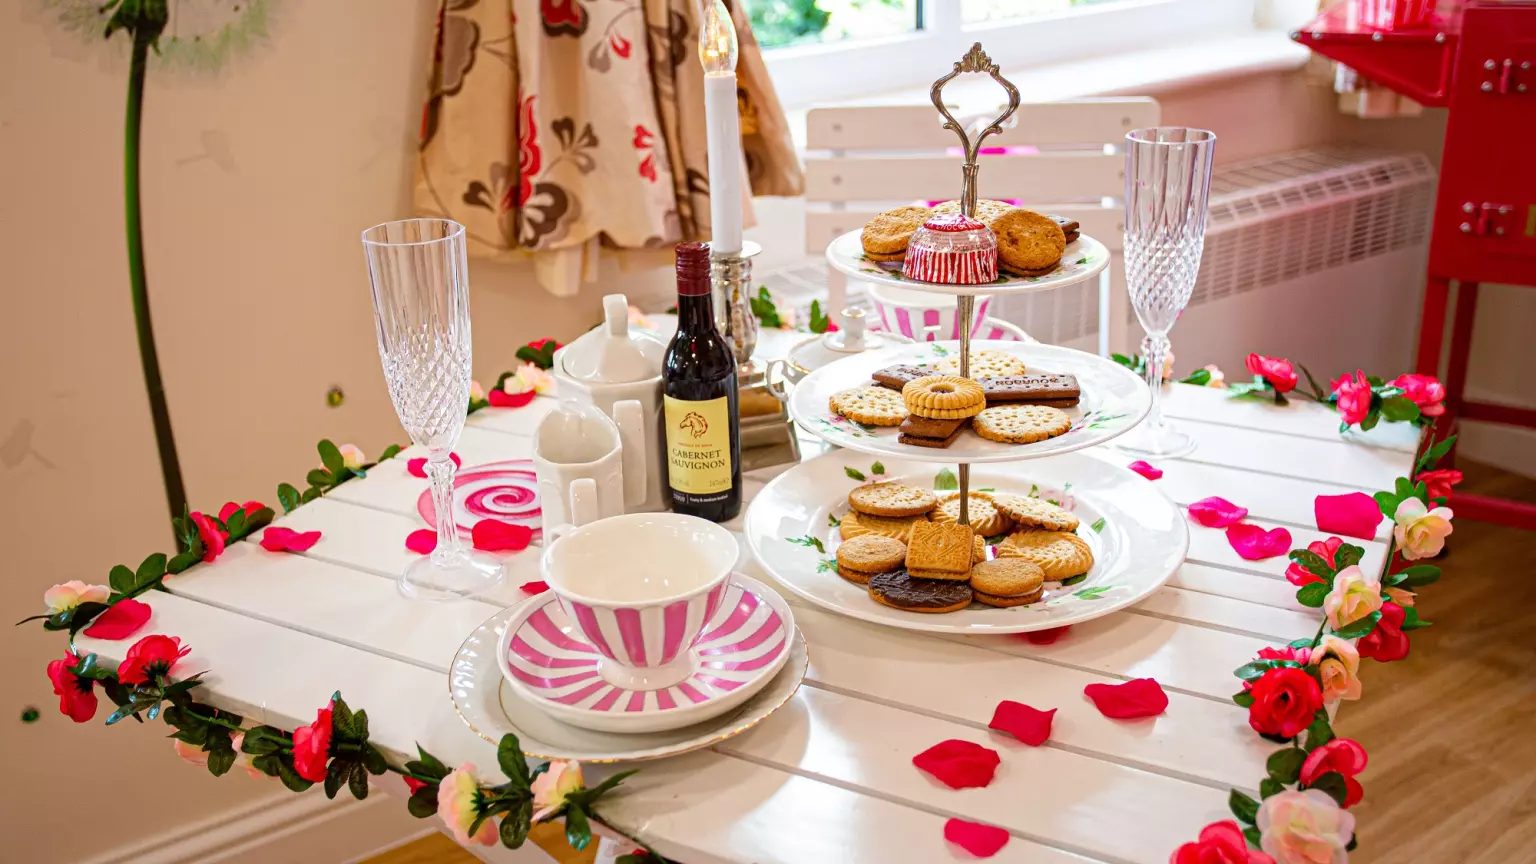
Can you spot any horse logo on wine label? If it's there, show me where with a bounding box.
[679,412,709,439]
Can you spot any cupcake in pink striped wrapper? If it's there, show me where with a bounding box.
[902,214,998,285]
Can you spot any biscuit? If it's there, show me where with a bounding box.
[861,206,933,255]
[992,208,1067,273]
[978,374,1081,406]
[835,535,908,576]
[974,587,1046,608]
[897,426,965,449]
[972,404,1072,444]
[906,521,975,574]
[863,249,907,263]
[1049,214,1080,239]
[872,365,930,391]
[908,566,973,582]
[996,530,1094,581]
[848,482,937,518]
[974,535,988,564]
[933,199,1015,225]
[838,565,873,585]
[1000,261,1061,279]
[867,570,973,613]
[931,492,1011,537]
[902,376,985,418]
[969,558,1045,598]
[830,386,908,426]
[839,511,926,543]
[934,350,1028,378]
[992,494,1079,532]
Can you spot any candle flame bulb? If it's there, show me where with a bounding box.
[698,0,737,75]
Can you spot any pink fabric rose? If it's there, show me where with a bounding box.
[1391,373,1445,417]
[1308,635,1362,702]
[1383,586,1416,607]
[217,500,265,523]
[46,649,98,723]
[531,759,585,821]
[1392,497,1453,561]
[1357,602,1410,662]
[1331,370,1372,426]
[438,763,499,846]
[291,703,333,783]
[1322,565,1382,632]
[1246,353,1297,393]
[1255,789,1354,863]
[1171,820,1277,864]
[469,380,486,403]
[1202,364,1227,389]
[189,511,228,563]
[1284,537,1342,587]
[1415,468,1462,501]
[43,580,110,614]
[337,444,367,470]
[1300,738,1368,808]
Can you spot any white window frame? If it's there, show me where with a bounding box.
[761,0,1261,106]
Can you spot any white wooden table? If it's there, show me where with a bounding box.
[78,376,1417,864]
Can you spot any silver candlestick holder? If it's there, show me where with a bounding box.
[711,240,762,381]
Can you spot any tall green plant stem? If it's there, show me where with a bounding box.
[125,29,187,521]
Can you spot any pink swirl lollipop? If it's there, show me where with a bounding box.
[417,459,542,542]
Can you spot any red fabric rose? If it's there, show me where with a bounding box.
[911,739,1000,789]
[116,634,191,685]
[526,337,561,351]
[189,511,228,563]
[404,776,429,794]
[1416,468,1462,501]
[1246,353,1297,393]
[1300,738,1368,808]
[1241,646,1311,691]
[1391,373,1445,417]
[1246,666,1323,740]
[1331,370,1372,426]
[1357,601,1409,662]
[218,500,265,523]
[1284,536,1342,587]
[46,649,98,723]
[291,703,334,783]
[1171,820,1277,864]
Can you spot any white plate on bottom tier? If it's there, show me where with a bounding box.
[744,448,1187,635]
[451,581,807,761]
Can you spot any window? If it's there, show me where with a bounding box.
[746,0,1261,106]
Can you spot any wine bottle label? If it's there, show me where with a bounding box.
[663,394,733,495]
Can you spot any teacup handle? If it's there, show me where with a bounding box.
[568,478,600,528]
[763,359,788,401]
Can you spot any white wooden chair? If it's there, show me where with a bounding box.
[802,98,1160,355]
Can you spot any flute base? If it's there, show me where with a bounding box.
[1112,420,1197,460]
[400,549,506,602]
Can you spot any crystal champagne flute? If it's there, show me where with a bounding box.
[1117,127,1216,460]
[362,219,505,600]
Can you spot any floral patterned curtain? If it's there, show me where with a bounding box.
[414,0,803,297]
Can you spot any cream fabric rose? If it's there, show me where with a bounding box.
[1392,497,1453,561]
[531,759,585,822]
[1308,635,1362,702]
[469,380,486,402]
[1322,565,1382,632]
[338,443,366,471]
[43,581,109,614]
[437,763,498,846]
[1256,789,1354,863]
[1383,586,1416,607]
[505,363,555,396]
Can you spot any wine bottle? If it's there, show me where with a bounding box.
[662,242,742,522]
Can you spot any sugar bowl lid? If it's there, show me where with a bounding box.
[785,309,909,381]
[560,294,665,384]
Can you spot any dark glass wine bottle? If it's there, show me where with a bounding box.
[662,242,742,522]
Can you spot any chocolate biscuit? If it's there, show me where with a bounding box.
[979,374,1081,406]
[1050,214,1081,244]
[899,414,966,438]
[872,365,929,391]
[867,570,973,613]
[898,427,965,448]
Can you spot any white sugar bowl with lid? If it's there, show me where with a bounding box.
[766,309,911,394]
[551,294,669,513]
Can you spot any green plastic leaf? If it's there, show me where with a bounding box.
[1232,692,1255,708]
[277,482,302,513]
[1179,368,1211,386]
[497,733,533,791]
[407,787,439,818]
[871,461,885,475]
[135,553,167,589]
[1228,788,1260,824]
[66,602,111,636]
[1331,610,1382,640]
[1243,827,1262,848]
[1234,659,1299,681]
[206,746,236,778]
[1307,771,1349,807]
[409,744,450,779]
[1287,549,1335,580]
[379,443,405,462]
[575,769,638,806]
[1379,395,1420,423]
[1267,747,1306,784]
[167,546,202,576]
[307,468,334,488]
[1333,544,1365,570]
[808,299,831,334]
[1090,517,1106,533]
[749,287,782,329]
[933,468,958,491]
[300,486,322,504]
[1417,434,1457,472]
[318,439,345,477]
[1400,565,1441,588]
[1305,711,1335,751]
[1400,607,1432,631]
[277,757,315,793]
[500,799,533,848]
[241,726,290,756]
[109,565,136,595]
[1295,583,1329,608]
[323,757,348,799]
[1259,777,1285,799]
[844,466,866,481]
[827,513,841,528]
[564,806,592,851]
[1359,408,1380,431]
[362,743,388,776]
[348,761,369,800]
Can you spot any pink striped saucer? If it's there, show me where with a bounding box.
[497,573,796,734]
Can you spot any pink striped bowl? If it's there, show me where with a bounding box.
[868,282,993,342]
[497,573,796,733]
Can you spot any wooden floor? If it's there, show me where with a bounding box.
[364,464,1536,864]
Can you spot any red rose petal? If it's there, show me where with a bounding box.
[405,529,437,555]
[260,527,322,553]
[1314,491,1383,540]
[1021,625,1071,645]
[1186,496,1249,528]
[82,599,152,640]
[473,519,533,552]
[1225,522,1293,560]
[1083,678,1168,719]
[520,580,550,595]
[1127,460,1163,480]
[988,700,1055,746]
[488,389,537,408]
[943,819,1010,858]
[407,452,462,478]
[911,739,1000,789]
[403,776,428,794]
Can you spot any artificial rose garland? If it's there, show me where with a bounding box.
[1244,668,1322,740]
[1391,498,1453,560]
[1246,354,1298,393]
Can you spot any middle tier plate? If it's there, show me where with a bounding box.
[789,339,1150,464]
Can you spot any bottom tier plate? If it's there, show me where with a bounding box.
[744,448,1187,635]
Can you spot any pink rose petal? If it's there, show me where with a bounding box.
[988,701,1055,746]
[944,819,1010,858]
[472,519,533,552]
[1083,678,1168,719]
[260,526,322,553]
[1186,496,1249,528]
[488,389,536,408]
[1128,460,1163,480]
[1314,491,1384,540]
[520,580,550,595]
[1020,625,1070,645]
[912,739,1000,789]
[407,452,462,478]
[82,599,151,640]
[1225,522,1293,560]
[405,529,437,555]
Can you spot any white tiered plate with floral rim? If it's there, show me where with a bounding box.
[789,340,1150,464]
[825,228,1110,296]
[744,449,1187,635]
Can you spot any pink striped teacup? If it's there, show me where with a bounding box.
[868,282,992,342]
[540,513,738,690]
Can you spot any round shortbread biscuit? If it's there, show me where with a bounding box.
[863,249,906,263]
[930,492,1011,537]
[902,376,985,413]
[969,557,1045,597]
[995,530,1094,581]
[992,208,1067,272]
[848,482,937,518]
[972,405,1072,444]
[974,586,1046,607]
[861,206,933,255]
[839,510,926,543]
[991,493,1080,532]
[830,386,909,426]
[835,535,908,576]
[933,350,1028,378]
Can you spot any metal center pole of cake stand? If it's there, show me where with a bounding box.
[929,42,1020,527]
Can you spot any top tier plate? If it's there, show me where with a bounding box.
[789,340,1150,464]
[825,228,1110,296]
